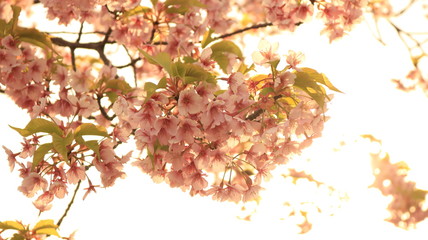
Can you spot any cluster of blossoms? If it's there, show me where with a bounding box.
[262,0,367,41]
[0,0,337,215]
[369,138,428,228]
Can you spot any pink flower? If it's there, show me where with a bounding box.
[70,67,93,93]
[167,171,184,188]
[252,39,279,65]
[18,172,48,197]
[1,35,20,56]
[200,100,225,129]
[178,88,203,115]
[286,50,305,70]
[112,96,129,116]
[49,181,68,199]
[154,116,179,145]
[190,173,208,190]
[66,161,86,184]
[243,185,263,202]
[27,59,47,83]
[210,149,227,172]
[30,97,47,119]
[52,65,69,89]
[176,118,202,144]
[0,49,17,67]
[3,146,18,171]
[19,139,35,159]
[33,191,54,212]
[274,71,296,90]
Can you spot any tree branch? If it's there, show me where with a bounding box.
[215,22,273,40]
[57,180,81,227]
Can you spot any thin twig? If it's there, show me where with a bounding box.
[215,22,273,40]
[97,94,116,121]
[57,180,81,227]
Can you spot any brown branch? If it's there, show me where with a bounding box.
[56,180,81,227]
[246,109,264,121]
[96,94,116,121]
[215,22,273,40]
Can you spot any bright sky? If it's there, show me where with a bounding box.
[1,4,428,240]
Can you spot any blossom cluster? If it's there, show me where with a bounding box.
[262,0,367,42]
[369,137,428,228]
[0,0,338,214]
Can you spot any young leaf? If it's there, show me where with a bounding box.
[32,143,53,171]
[164,0,206,14]
[105,79,133,94]
[139,50,172,76]
[300,67,342,93]
[260,87,275,96]
[182,63,215,84]
[75,123,109,138]
[11,234,25,240]
[52,133,69,161]
[144,82,159,100]
[210,40,243,58]
[210,40,243,73]
[201,28,215,48]
[293,71,328,108]
[10,118,63,137]
[83,140,101,157]
[0,19,7,37]
[15,27,55,56]
[33,219,60,237]
[0,221,25,231]
[122,5,152,19]
[6,5,21,35]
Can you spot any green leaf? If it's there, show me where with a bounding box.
[32,143,53,171]
[144,82,158,100]
[210,53,229,73]
[201,28,215,48]
[164,0,206,14]
[300,67,342,93]
[270,59,280,70]
[9,125,31,137]
[260,87,275,96]
[10,118,63,137]
[0,19,7,37]
[172,62,215,84]
[210,40,243,73]
[106,91,118,103]
[139,50,172,76]
[237,62,255,74]
[33,219,60,237]
[411,189,427,201]
[7,5,21,35]
[65,131,74,146]
[157,77,167,88]
[11,234,25,240]
[15,27,56,58]
[52,133,69,160]
[211,40,243,58]
[214,90,226,96]
[74,124,106,157]
[293,71,328,108]
[0,221,25,231]
[143,77,166,101]
[105,79,133,94]
[151,0,159,6]
[122,5,152,19]
[75,123,109,138]
[183,56,197,63]
[83,140,101,157]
